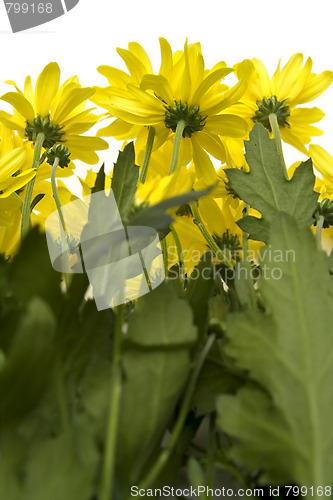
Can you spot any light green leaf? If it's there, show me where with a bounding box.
[217,214,333,487]
[226,123,318,241]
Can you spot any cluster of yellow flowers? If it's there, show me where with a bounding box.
[1,39,333,270]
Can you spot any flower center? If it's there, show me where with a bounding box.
[213,229,242,262]
[164,100,206,138]
[252,96,290,132]
[314,199,333,228]
[45,144,71,168]
[25,115,65,149]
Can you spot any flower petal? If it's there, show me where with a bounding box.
[205,114,249,138]
[1,92,34,121]
[140,74,174,104]
[128,42,153,74]
[191,135,217,185]
[194,132,226,161]
[191,67,233,104]
[159,37,173,77]
[0,169,36,198]
[309,145,333,184]
[0,111,25,135]
[296,70,333,104]
[97,66,131,87]
[0,147,27,181]
[35,62,60,116]
[53,88,95,124]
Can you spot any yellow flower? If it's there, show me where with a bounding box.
[233,55,333,154]
[93,39,249,184]
[0,62,108,164]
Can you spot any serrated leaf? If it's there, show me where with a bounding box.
[236,215,270,243]
[217,214,333,487]
[111,142,139,220]
[226,123,318,240]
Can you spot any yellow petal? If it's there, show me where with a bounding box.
[116,48,147,83]
[205,114,249,138]
[309,145,333,184]
[53,88,95,124]
[128,42,153,74]
[0,170,36,198]
[1,92,34,121]
[296,71,333,104]
[191,68,233,105]
[97,66,131,87]
[252,58,273,96]
[159,37,173,77]
[0,147,27,181]
[35,62,60,116]
[194,132,226,161]
[140,74,174,104]
[191,135,217,185]
[96,118,139,139]
[0,111,25,135]
[273,53,304,100]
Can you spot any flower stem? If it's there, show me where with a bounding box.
[316,215,325,249]
[169,120,186,175]
[51,157,71,291]
[21,132,45,238]
[160,236,169,277]
[268,113,288,180]
[139,126,155,184]
[137,334,216,492]
[170,224,185,282]
[100,304,124,500]
[190,202,234,267]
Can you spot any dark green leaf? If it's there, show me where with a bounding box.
[226,123,318,241]
[111,142,139,220]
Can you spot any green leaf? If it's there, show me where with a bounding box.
[236,215,270,243]
[226,123,318,240]
[126,282,197,346]
[128,187,212,232]
[8,228,62,312]
[91,163,106,194]
[217,213,333,487]
[0,297,56,424]
[22,429,98,500]
[116,283,198,482]
[111,142,139,220]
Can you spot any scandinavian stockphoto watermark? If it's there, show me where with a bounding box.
[45,189,165,311]
[45,189,294,310]
[3,0,79,32]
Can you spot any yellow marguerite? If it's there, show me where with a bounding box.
[233,54,333,154]
[0,62,108,164]
[93,39,249,184]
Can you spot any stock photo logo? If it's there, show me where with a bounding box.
[3,0,79,32]
[45,189,165,311]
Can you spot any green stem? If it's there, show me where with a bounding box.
[21,132,45,238]
[160,236,169,277]
[190,202,234,267]
[169,120,186,175]
[137,334,216,491]
[139,126,155,184]
[241,204,256,309]
[100,304,124,500]
[51,157,71,291]
[170,225,185,282]
[268,113,288,180]
[316,215,325,249]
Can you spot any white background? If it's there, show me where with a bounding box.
[1,0,333,168]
